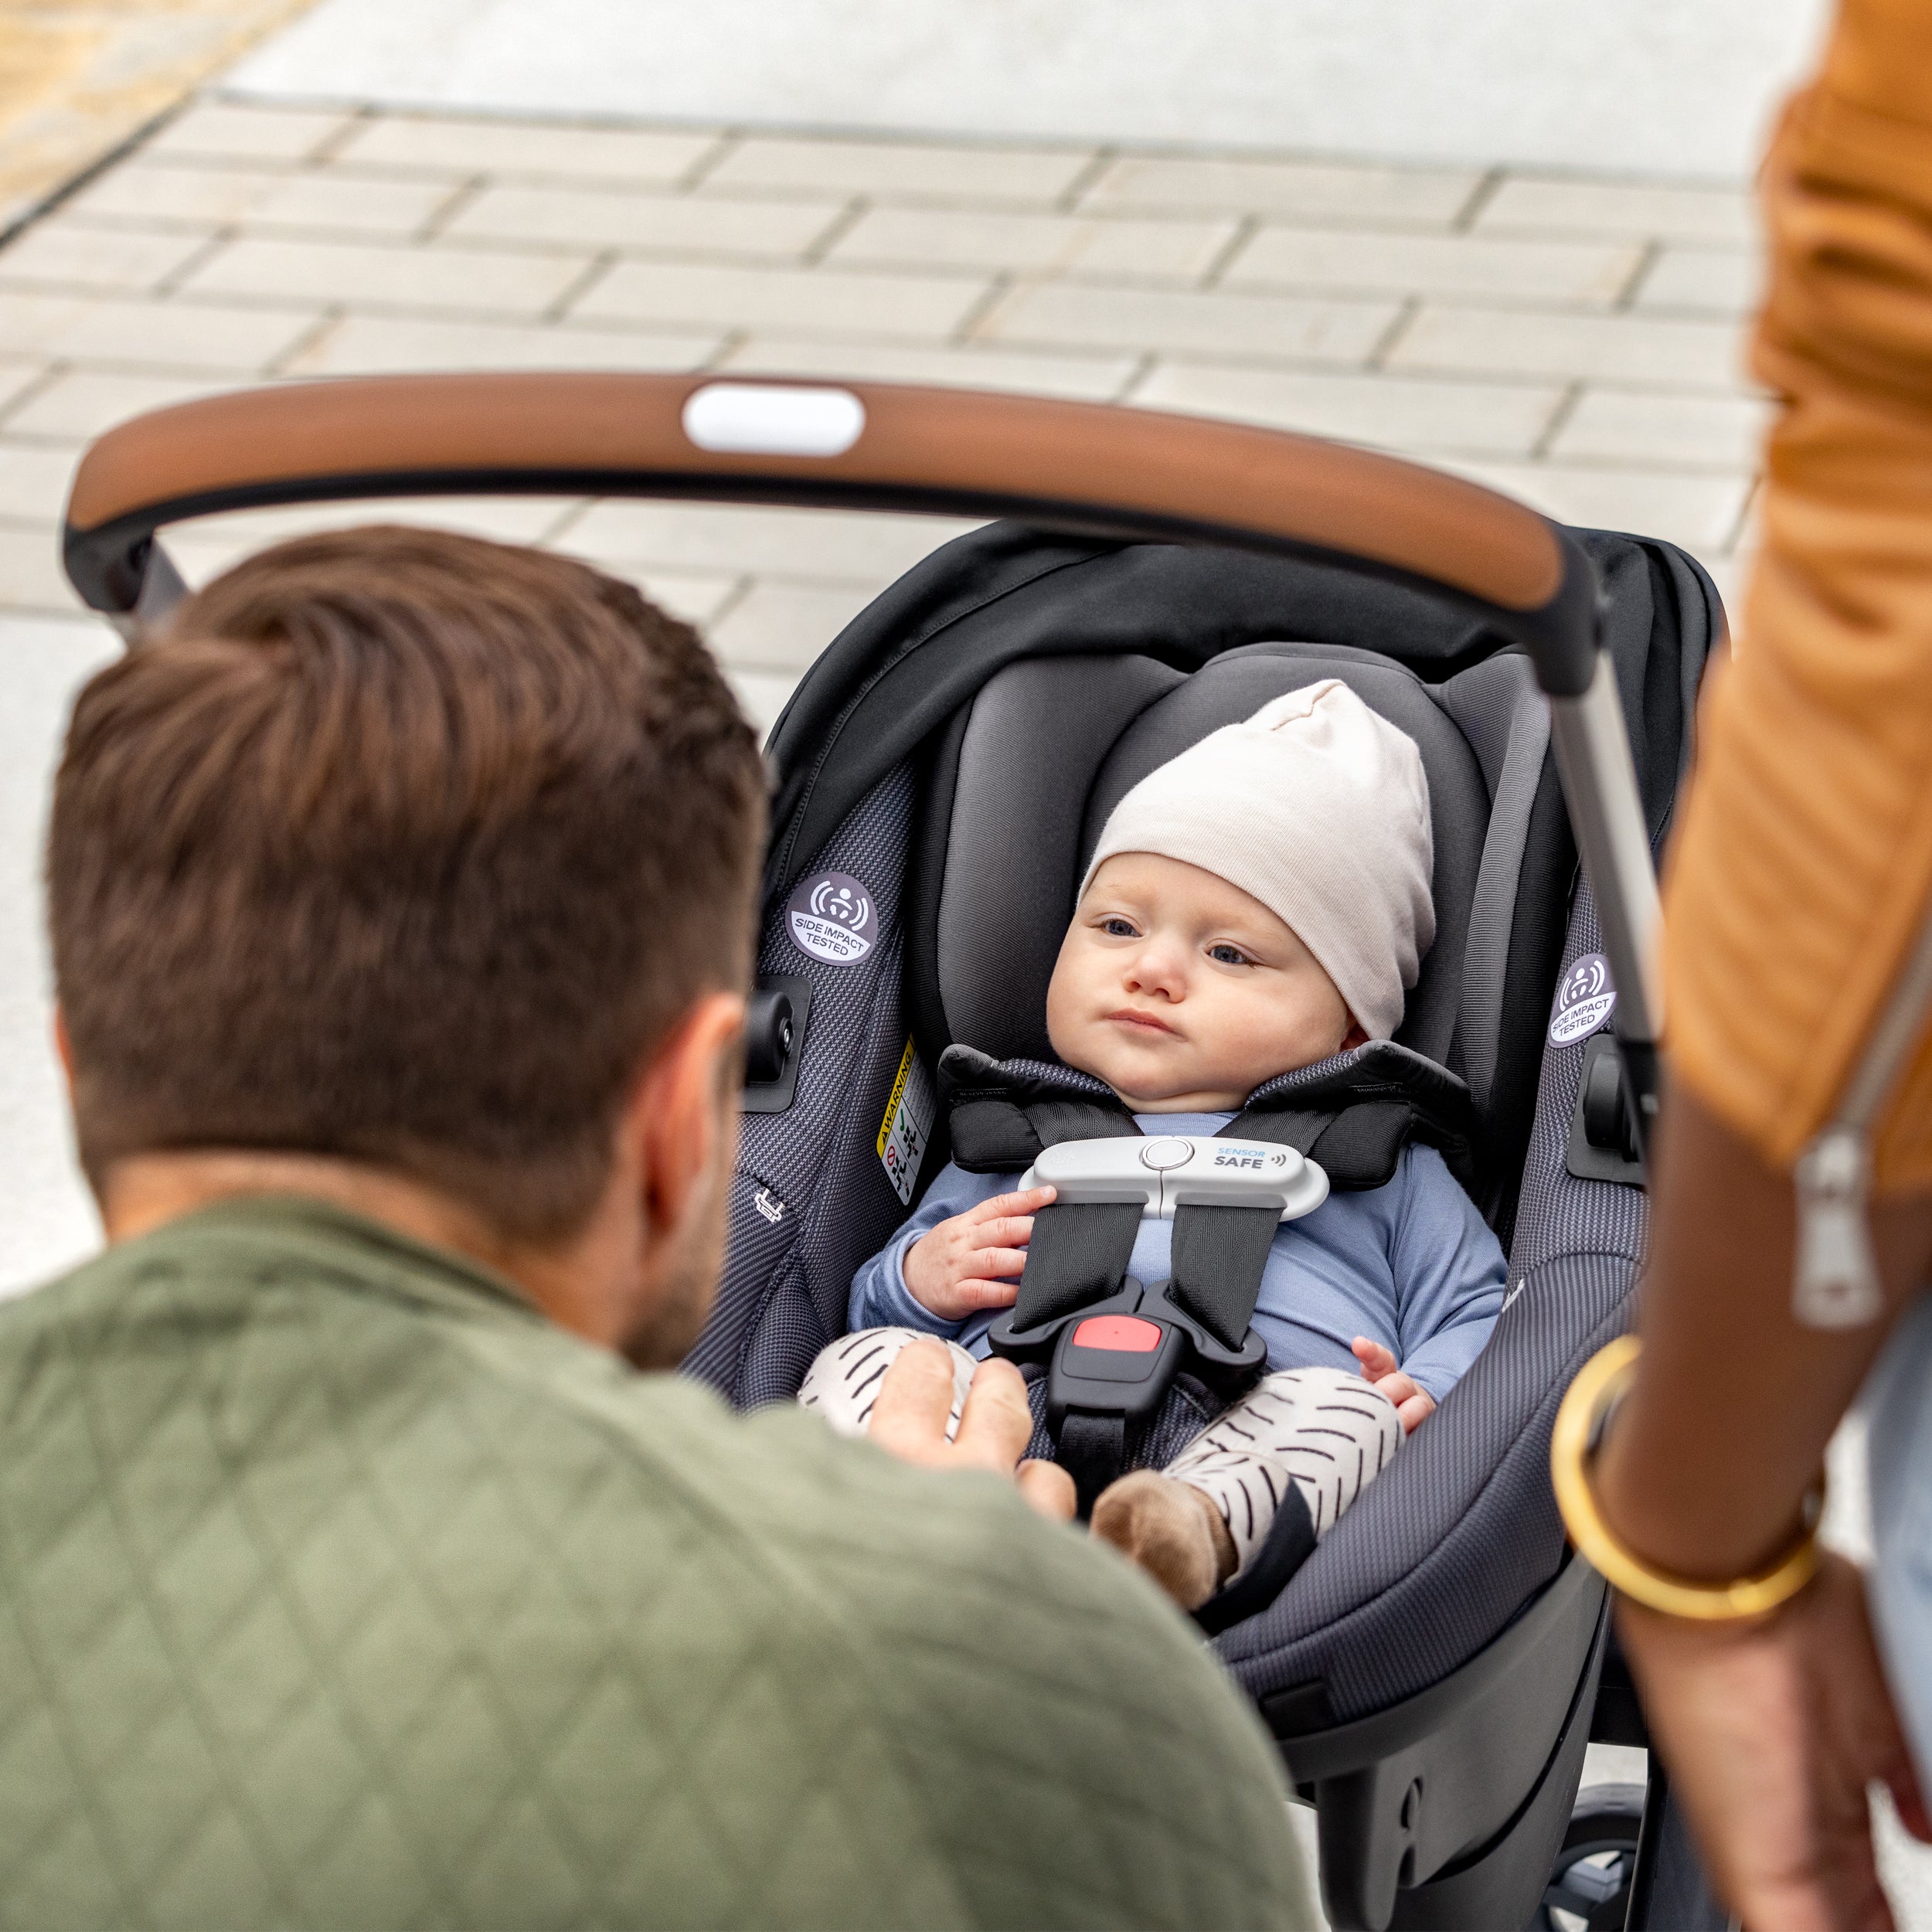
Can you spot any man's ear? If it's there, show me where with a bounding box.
[631,990,746,1250]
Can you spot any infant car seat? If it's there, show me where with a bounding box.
[60,372,1723,1932]
[690,529,1719,1932]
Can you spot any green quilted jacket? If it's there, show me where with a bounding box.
[0,1198,1311,1930]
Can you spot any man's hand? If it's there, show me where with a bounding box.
[1617,1552,1931,1932]
[1351,1336,1436,1431]
[867,1338,1077,1522]
[903,1186,1055,1320]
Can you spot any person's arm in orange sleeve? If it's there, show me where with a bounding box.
[1589,3,1932,1924]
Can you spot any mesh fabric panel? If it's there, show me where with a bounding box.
[686,769,920,1402]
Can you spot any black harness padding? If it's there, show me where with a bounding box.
[939,1039,1475,1192]
[1230,1047,1476,1190]
[943,1050,1134,1172]
[1009,1201,1143,1331]
[1168,1203,1284,1352]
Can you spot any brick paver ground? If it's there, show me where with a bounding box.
[11,92,1932,1930]
[0,94,1764,728]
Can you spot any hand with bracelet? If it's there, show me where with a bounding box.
[1554,1094,1932,1932]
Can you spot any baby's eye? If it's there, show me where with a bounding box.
[1208,944,1252,967]
[1101,917,1138,937]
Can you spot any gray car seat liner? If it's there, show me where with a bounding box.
[912,637,1549,1233]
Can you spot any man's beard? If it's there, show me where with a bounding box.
[622,1245,717,1369]
[621,1111,731,1372]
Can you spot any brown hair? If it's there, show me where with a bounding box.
[48,525,766,1240]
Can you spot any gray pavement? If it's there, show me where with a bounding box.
[0,99,1768,645]
[228,0,1828,179]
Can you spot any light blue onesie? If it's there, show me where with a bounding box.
[849,1110,1507,1403]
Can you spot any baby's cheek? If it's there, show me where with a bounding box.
[1222,990,1322,1082]
[1043,981,1080,1067]
[1043,947,1083,1053]
[1044,950,1117,1078]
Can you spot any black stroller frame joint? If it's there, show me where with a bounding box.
[63,372,1728,1932]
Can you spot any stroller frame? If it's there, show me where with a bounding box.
[62,372,1723,1932]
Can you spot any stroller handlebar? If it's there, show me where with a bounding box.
[59,371,1661,1065]
[62,372,1604,692]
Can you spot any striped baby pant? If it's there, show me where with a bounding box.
[800,1326,1403,1581]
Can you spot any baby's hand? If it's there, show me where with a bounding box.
[1352,1337,1437,1433]
[903,1187,1056,1321]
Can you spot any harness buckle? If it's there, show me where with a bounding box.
[1000,1276,1272,1425]
[990,1276,1270,1512]
[991,1133,1321,1514]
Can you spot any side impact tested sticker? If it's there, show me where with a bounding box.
[1548,952,1617,1046]
[787,871,876,964]
[877,1038,936,1206]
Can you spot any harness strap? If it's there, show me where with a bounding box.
[1006,1188,1277,1515]
[1168,1202,1282,1352]
[940,1039,1476,1192]
[1057,1413,1129,1517]
[1009,1201,1142,1331]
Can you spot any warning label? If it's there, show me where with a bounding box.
[876,1038,936,1206]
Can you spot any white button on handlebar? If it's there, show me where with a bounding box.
[681,383,866,456]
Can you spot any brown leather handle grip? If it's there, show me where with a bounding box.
[62,372,1600,692]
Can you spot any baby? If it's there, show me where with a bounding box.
[801,681,1506,1608]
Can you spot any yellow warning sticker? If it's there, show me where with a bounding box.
[877,1037,936,1206]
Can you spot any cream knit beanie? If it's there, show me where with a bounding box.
[1080,680,1434,1041]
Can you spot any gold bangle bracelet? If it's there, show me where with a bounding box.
[1550,1335,1824,1621]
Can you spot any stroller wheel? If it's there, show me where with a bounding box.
[1535,1781,1644,1932]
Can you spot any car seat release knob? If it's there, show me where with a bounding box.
[1139,1138,1195,1172]
[743,988,794,1087]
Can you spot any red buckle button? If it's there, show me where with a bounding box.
[1071,1315,1162,1354]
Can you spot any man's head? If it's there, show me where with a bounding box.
[1046,681,1433,1111]
[49,526,766,1360]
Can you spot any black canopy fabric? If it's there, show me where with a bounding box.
[764,523,1721,910]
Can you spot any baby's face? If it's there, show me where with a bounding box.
[1046,852,1362,1112]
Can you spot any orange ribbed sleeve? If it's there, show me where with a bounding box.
[1662,0,1932,1187]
